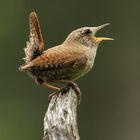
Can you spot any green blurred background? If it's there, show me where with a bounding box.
[0,0,140,140]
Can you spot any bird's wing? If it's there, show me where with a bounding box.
[21,46,87,71]
[23,12,45,63]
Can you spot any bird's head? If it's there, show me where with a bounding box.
[64,23,113,47]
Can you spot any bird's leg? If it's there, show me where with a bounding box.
[35,78,61,100]
[42,83,62,101]
[56,80,81,103]
[42,82,60,91]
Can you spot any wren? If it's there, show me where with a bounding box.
[19,12,113,100]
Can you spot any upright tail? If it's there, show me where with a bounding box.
[19,12,45,71]
[23,12,45,64]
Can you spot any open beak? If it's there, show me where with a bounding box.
[94,36,114,42]
[93,23,114,43]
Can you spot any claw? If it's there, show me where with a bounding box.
[48,91,59,102]
[48,82,81,104]
[67,82,81,104]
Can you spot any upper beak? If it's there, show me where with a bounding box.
[93,23,114,43]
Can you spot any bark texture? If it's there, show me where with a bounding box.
[43,86,80,140]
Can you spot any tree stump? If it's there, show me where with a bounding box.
[43,86,81,140]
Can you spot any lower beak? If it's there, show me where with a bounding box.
[93,23,114,43]
[94,36,114,43]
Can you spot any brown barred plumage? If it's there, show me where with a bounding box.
[19,12,113,100]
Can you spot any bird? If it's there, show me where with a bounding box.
[19,12,113,101]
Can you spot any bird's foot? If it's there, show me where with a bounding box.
[48,91,59,102]
[48,82,81,104]
[66,82,81,104]
[48,85,69,101]
[48,86,70,102]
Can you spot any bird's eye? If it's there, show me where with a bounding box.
[83,29,92,35]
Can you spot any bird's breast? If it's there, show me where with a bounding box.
[72,47,97,80]
[85,47,97,71]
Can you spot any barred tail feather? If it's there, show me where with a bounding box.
[23,12,44,64]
